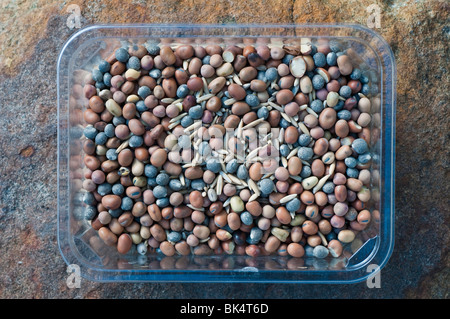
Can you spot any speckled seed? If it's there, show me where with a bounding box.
[302,176,318,190]
[338,229,355,243]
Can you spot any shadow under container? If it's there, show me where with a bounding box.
[57,24,396,283]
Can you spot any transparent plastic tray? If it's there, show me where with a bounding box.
[57,24,396,283]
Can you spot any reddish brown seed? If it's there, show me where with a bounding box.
[319,108,337,130]
[276,207,292,225]
[337,54,353,76]
[287,243,305,258]
[245,244,261,257]
[284,126,299,144]
[264,236,281,253]
[150,148,167,167]
[335,119,350,138]
[287,156,302,176]
[101,195,121,210]
[117,233,133,254]
[160,241,176,256]
[98,227,118,246]
[302,220,318,235]
[189,190,204,209]
[186,77,203,91]
[160,46,177,66]
[276,89,294,105]
[89,96,105,113]
[228,83,247,100]
[227,212,241,230]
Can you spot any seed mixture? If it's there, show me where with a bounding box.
[81,39,377,259]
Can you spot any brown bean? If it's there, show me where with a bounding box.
[231,101,250,116]
[227,212,241,230]
[239,66,257,82]
[313,137,329,156]
[205,96,222,112]
[189,190,204,209]
[98,227,117,246]
[250,79,267,92]
[335,119,350,138]
[150,224,166,242]
[318,108,337,130]
[290,226,303,243]
[193,225,210,239]
[150,148,167,167]
[264,236,281,253]
[160,241,176,256]
[276,89,294,105]
[208,76,226,94]
[228,83,246,100]
[337,54,353,76]
[84,155,101,170]
[286,156,302,176]
[276,207,292,224]
[335,145,353,160]
[175,44,194,60]
[117,233,133,254]
[311,159,325,177]
[160,46,176,66]
[101,195,121,210]
[287,243,305,258]
[186,77,203,91]
[327,239,343,257]
[302,220,318,235]
[284,126,299,144]
[224,114,240,129]
[347,178,363,192]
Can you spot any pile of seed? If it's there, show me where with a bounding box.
[81,39,375,259]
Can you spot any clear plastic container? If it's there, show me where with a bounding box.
[57,24,396,283]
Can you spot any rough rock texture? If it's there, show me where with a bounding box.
[0,0,448,298]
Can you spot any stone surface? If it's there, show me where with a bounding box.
[0,0,448,298]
